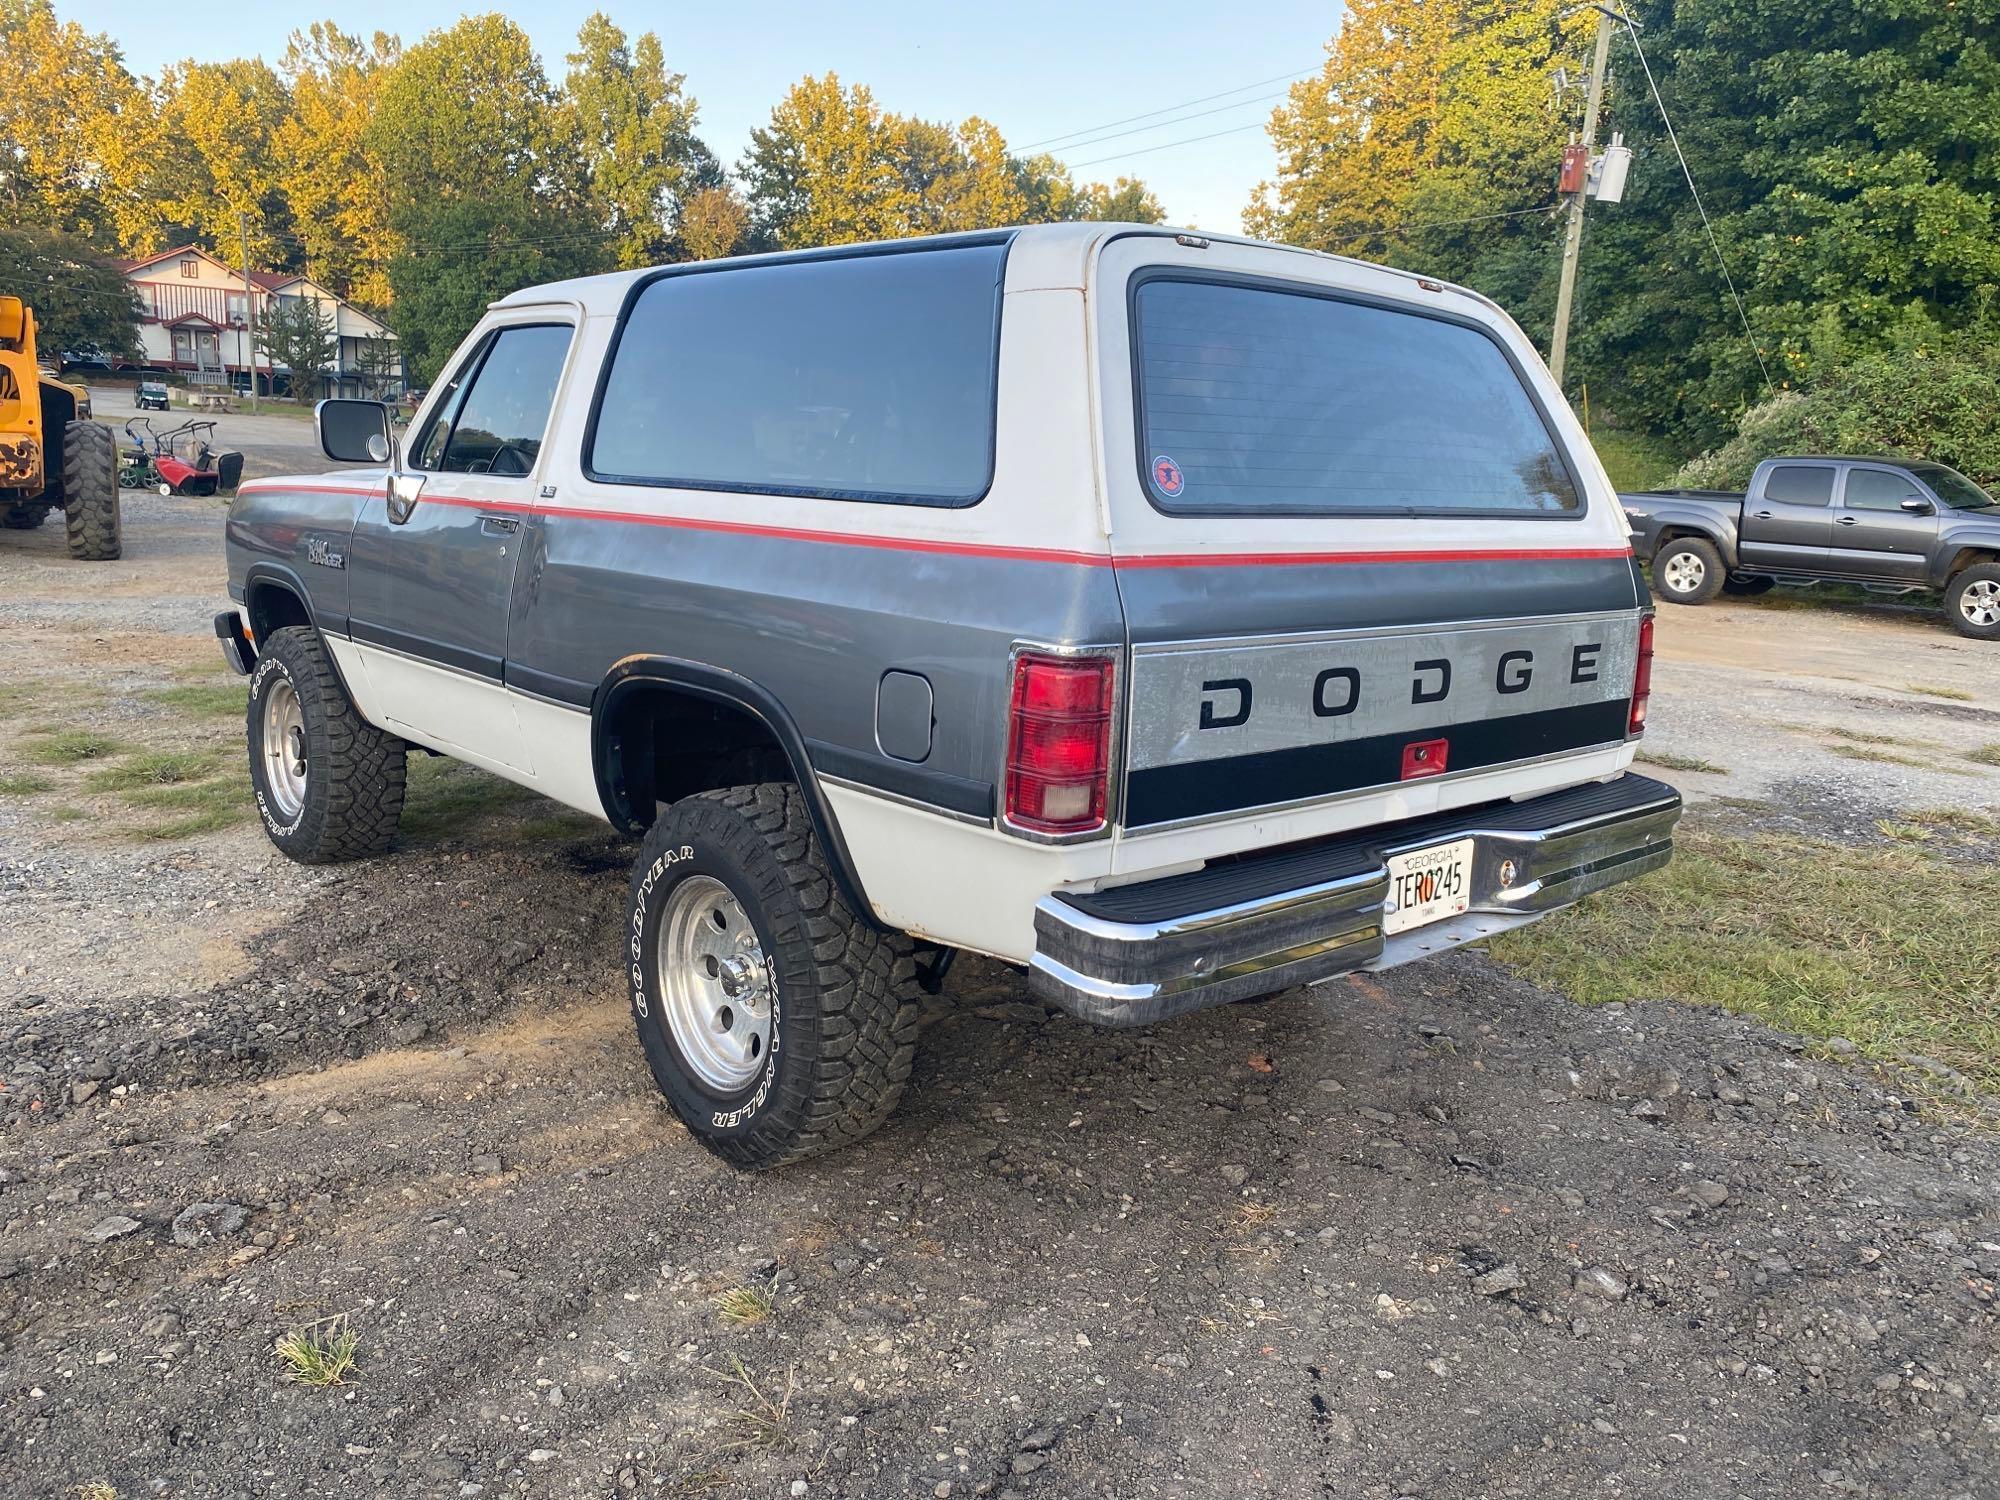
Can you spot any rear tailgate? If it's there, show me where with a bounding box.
[1091,234,1643,836]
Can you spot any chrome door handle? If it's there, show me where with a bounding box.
[1836,516,1859,526]
[479,513,521,535]
[1753,510,1774,519]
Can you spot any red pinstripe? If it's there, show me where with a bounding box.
[232,480,1634,569]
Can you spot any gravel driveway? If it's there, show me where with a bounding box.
[2,497,1996,1500]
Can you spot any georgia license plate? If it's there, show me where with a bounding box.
[1383,838,1475,936]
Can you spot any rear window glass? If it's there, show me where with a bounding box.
[1763,464,1834,506]
[589,243,1006,505]
[1132,277,1579,517]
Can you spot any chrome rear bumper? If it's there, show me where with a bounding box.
[1028,773,1681,1027]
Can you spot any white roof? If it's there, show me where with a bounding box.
[489,221,1491,316]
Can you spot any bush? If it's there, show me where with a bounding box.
[1675,341,2000,490]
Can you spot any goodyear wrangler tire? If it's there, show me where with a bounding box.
[61,421,121,561]
[628,783,920,1171]
[246,626,406,862]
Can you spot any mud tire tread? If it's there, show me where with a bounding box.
[61,421,120,561]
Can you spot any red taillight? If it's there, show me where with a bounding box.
[1005,651,1115,835]
[1629,614,1655,734]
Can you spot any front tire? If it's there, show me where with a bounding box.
[627,783,919,1171]
[1946,563,2000,640]
[1653,537,1724,605]
[247,626,407,862]
[61,421,121,561]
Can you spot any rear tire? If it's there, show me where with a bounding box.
[627,783,920,1171]
[2,503,45,530]
[1722,574,1775,597]
[1653,537,1724,605]
[247,626,407,862]
[61,421,121,561]
[1945,563,2000,640]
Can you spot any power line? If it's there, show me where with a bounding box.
[1039,89,1293,158]
[1063,120,1270,170]
[1619,13,1774,395]
[1018,66,1316,151]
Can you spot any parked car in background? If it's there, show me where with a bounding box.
[217,223,1679,1169]
[1621,456,2000,639]
[136,381,170,411]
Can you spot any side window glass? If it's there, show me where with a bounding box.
[1843,468,1926,512]
[411,340,487,471]
[437,324,573,476]
[1763,464,1834,507]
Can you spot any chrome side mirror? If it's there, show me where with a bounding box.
[316,397,426,525]
[1899,496,1933,515]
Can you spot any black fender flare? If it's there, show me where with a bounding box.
[590,655,882,930]
[240,562,360,703]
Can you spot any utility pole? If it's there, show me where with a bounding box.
[239,212,259,413]
[1549,7,1616,393]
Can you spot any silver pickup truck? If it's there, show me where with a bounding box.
[215,224,1680,1169]
[1622,456,2000,638]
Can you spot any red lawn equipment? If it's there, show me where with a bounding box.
[121,417,243,496]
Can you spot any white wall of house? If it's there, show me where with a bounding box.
[120,248,402,398]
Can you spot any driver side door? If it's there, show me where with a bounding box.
[345,318,576,772]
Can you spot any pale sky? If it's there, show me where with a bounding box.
[81,0,1345,233]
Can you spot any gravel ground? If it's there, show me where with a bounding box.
[2,486,1997,1500]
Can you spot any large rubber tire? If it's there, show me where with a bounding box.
[1944,563,2000,641]
[1722,574,1776,597]
[246,626,407,862]
[61,421,121,561]
[627,783,920,1171]
[1,503,46,529]
[1653,537,1724,605]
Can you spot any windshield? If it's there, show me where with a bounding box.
[1909,463,1996,510]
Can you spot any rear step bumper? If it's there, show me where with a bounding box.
[1028,773,1682,1027]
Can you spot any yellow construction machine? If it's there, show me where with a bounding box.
[0,294,120,559]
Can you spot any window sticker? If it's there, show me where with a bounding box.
[1151,454,1185,498]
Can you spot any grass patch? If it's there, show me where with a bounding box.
[1875,819,1933,843]
[713,1285,775,1326]
[1906,806,1999,837]
[274,1314,359,1387]
[1590,429,1686,492]
[704,1356,794,1451]
[145,683,246,718]
[1634,748,1727,775]
[50,805,86,822]
[1902,682,1975,702]
[400,756,532,838]
[73,1485,118,1500]
[22,730,130,765]
[0,680,57,721]
[0,772,54,795]
[123,808,242,841]
[1821,725,1920,748]
[85,750,220,789]
[1489,823,2000,1090]
[1827,743,1971,775]
[1968,743,2000,767]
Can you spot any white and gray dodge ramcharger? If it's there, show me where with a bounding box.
[217,223,1681,1169]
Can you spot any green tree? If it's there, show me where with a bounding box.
[564,13,713,268]
[0,225,140,358]
[369,15,584,224]
[1579,0,2000,443]
[256,294,339,400]
[384,197,609,384]
[678,183,751,261]
[1075,177,1167,224]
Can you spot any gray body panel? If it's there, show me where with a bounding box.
[349,494,524,678]
[224,472,379,631]
[506,511,1126,811]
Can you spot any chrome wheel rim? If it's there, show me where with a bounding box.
[1663,552,1706,593]
[1961,579,2000,627]
[656,875,774,1092]
[259,677,307,820]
